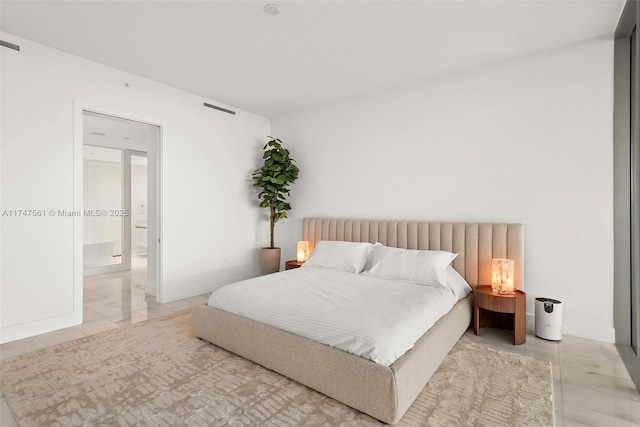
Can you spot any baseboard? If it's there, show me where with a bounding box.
[526,312,535,333]
[527,312,616,343]
[161,270,262,303]
[145,281,157,296]
[563,326,616,343]
[1,311,82,344]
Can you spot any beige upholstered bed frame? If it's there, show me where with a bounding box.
[192,218,523,424]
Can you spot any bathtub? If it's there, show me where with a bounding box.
[83,240,115,268]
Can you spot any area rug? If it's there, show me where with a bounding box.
[1,309,554,426]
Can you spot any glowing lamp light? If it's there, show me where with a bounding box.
[491,258,515,294]
[297,241,309,262]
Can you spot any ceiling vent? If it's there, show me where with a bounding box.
[203,102,236,116]
[0,40,20,51]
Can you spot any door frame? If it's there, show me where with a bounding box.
[73,103,164,322]
[613,0,639,388]
[125,150,148,259]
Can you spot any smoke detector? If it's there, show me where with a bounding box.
[264,4,279,16]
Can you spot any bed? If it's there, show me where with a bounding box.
[191,218,524,424]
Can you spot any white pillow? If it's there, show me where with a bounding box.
[445,265,472,300]
[302,241,374,273]
[364,243,457,288]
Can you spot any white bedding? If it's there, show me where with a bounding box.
[207,267,459,366]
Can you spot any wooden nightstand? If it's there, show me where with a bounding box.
[285,260,304,270]
[474,285,526,345]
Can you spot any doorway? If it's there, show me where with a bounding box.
[78,110,162,324]
[82,146,149,274]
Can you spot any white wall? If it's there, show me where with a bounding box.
[83,159,123,259]
[1,33,270,343]
[273,38,615,342]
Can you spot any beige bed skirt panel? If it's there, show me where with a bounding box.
[191,294,473,425]
[391,294,473,420]
[303,218,524,290]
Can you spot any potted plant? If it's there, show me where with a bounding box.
[252,137,300,274]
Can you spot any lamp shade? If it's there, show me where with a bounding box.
[296,241,309,262]
[491,258,515,293]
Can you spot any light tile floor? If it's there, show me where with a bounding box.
[0,262,210,426]
[1,267,639,426]
[462,328,640,426]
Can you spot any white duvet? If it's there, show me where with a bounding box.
[207,267,458,366]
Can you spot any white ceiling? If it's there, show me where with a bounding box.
[83,112,152,152]
[0,1,626,118]
[83,145,123,163]
[84,145,148,166]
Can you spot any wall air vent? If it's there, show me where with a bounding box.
[203,102,236,115]
[0,40,20,51]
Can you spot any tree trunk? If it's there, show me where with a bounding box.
[269,205,275,249]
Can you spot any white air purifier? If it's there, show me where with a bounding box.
[535,298,562,341]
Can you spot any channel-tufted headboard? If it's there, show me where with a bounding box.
[302,218,524,289]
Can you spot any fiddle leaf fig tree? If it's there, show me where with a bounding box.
[252,137,299,249]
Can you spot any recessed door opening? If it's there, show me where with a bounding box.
[81,111,162,325]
